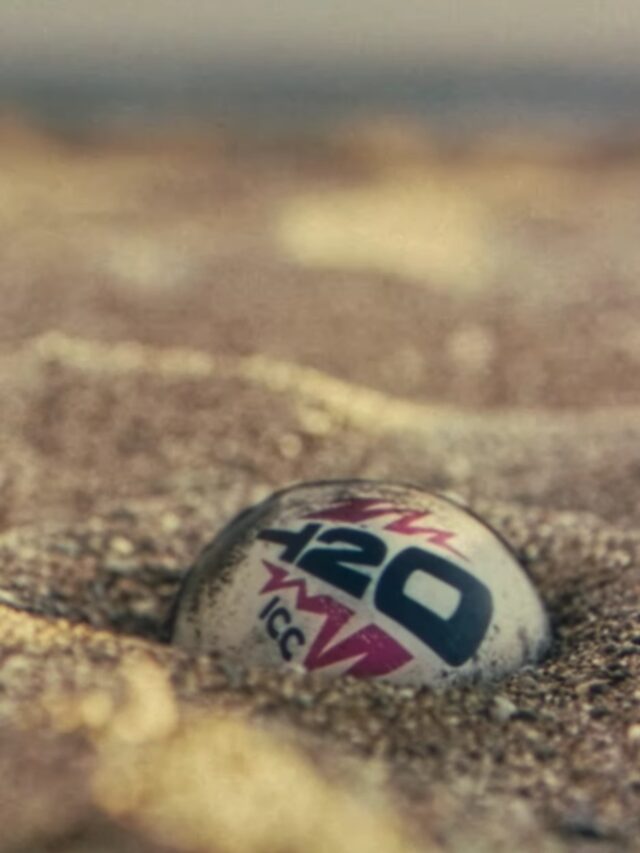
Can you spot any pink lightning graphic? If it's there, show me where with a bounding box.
[260,561,413,677]
[304,498,467,560]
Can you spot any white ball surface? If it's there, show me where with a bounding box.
[171,480,550,687]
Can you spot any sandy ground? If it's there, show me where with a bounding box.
[0,118,639,851]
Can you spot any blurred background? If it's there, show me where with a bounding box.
[1,0,640,413]
[2,1,640,130]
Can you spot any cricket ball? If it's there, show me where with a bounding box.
[171,480,550,686]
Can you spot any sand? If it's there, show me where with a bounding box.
[0,119,639,851]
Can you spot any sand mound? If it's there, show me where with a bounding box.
[0,126,639,851]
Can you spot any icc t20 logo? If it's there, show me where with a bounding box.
[254,498,493,677]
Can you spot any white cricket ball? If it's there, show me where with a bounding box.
[171,480,550,687]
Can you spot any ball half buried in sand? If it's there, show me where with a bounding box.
[171,481,551,687]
